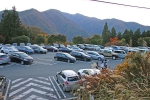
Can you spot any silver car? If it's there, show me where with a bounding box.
[56,70,80,92]
[0,53,10,65]
[86,51,105,61]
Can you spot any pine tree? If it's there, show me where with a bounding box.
[110,27,116,38]
[102,22,110,45]
[132,28,141,47]
[117,32,122,40]
[0,6,23,43]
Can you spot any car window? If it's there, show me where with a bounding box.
[82,70,89,75]
[61,54,66,58]
[77,53,82,56]
[67,76,79,81]
[59,72,66,79]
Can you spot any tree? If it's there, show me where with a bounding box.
[48,34,57,45]
[89,34,102,45]
[72,36,84,44]
[102,22,110,45]
[0,6,24,43]
[0,35,5,43]
[57,34,66,43]
[132,28,141,47]
[122,29,133,45]
[117,32,122,40]
[110,27,116,38]
[36,35,46,44]
[11,35,29,44]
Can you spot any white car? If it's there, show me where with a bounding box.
[0,46,18,54]
[77,69,100,78]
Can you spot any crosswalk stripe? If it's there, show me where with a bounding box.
[11,88,57,100]
[11,78,51,89]
[9,82,54,97]
[12,78,23,84]
[25,95,49,100]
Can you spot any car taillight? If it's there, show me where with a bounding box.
[0,58,2,60]
[65,81,69,85]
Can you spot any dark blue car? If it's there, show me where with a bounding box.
[59,47,72,53]
[17,46,34,54]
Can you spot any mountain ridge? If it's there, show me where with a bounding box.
[0,9,150,41]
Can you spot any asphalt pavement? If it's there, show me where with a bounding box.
[0,52,123,100]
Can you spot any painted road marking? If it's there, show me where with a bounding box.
[49,76,61,99]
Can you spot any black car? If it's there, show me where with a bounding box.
[70,51,92,61]
[43,46,59,52]
[54,52,76,63]
[9,52,34,65]
[0,75,7,96]
[59,47,72,53]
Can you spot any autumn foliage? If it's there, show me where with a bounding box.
[76,52,150,100]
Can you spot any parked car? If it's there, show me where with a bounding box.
[53,43,59,48]
[98,49,119,60]
[56,70,80,91]
[30,45,47,54]
[9,52,34,65]
[0,75,7,97]
[86,51,105,61]
[0,46,18,54]
[43,46,59,52]
[66,44,71,48]
[17,46,34,54]
[77,44,85,49]
[54,52,76,63]
[59,47,72,53]
[77,69,100,78]
[113,50,127,59]
[12,43,18,48]
[70,51,91,61]
[0,53,10,65]
[71,47,83,52]
[59,44,65,48]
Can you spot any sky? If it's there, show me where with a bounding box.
[1,0,150,26]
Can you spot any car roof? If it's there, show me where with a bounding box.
[62,70,78,77]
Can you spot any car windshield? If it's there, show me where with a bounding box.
[25,46,31,49]
[20,53,29,57]
[80,52,87,56]
[65,53,73,58]
[67,76,79,81]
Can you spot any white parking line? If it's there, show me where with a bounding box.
[49,76,61,99]
[51,76,66,98]
[4,79,11,100]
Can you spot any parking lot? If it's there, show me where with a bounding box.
[0,52,123,100]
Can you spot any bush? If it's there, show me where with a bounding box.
[76,52,150,100]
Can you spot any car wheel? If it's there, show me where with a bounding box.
[68,59,70,63]
[40,51,43,54]
[98,57,102,61]
[55,58,58,61]
[21,61,24,65]
[63,85,66,92]
[112,56,116,60]
[1,50,4,53]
